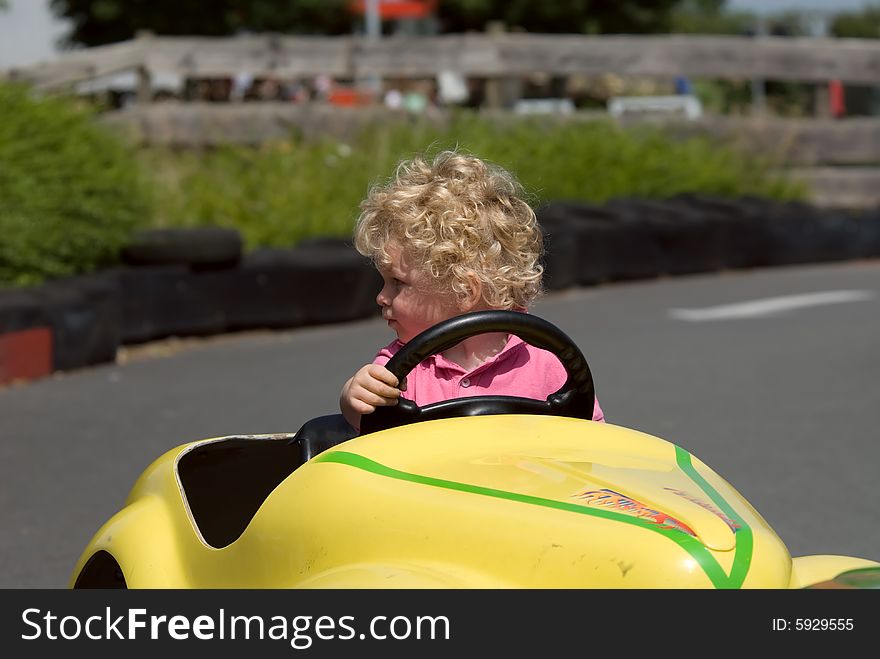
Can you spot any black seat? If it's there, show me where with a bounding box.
[292,413,359,462]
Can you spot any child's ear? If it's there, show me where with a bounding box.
[459,273,483,311]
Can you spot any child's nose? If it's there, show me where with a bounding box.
[376,285,391,307]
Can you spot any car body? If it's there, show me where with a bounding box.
[70,310,880,589]
[70,413,879,589]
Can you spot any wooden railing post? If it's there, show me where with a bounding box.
[814,83,832,118]
[362,0,383,98]
[483,21,506,110]
[135,30,153,104]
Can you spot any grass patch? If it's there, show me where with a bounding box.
[144,112,806,249]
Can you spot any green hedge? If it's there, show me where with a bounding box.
[0,83,151,285]
[146,113,807,249]
[1,91,807,286]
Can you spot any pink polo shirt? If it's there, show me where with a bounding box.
[372,334,605,422]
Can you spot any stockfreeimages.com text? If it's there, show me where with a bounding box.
[22,607,450,648]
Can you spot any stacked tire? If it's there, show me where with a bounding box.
[537,195,880,291]
[4,199,880,385]
[117,230,381,344]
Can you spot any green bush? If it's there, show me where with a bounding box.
[146,112,806,248]
[0,83,151,285]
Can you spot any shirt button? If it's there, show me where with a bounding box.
[460,377,471,388]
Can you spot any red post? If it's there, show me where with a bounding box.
[829,79,846,118]
[0,327,53,385]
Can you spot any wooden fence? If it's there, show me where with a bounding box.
[7,33,880,89]
[5,33,880,207]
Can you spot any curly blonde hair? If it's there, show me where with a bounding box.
[354,150,544,309]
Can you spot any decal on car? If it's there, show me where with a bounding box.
[571,488,696,536]
[316,448,755,588]
[664,487,742,532]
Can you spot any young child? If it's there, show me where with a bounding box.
[339,150,604,430]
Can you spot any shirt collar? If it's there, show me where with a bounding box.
[392,309,532,374]
[430,332,526,374]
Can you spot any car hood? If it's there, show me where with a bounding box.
[77,415,789,588]
[313,415,746,552]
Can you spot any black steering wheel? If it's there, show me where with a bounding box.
[359,310,595,435]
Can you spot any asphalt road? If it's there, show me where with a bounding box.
[2,260,879,588]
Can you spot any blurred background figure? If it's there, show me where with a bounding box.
[230,71,253,102]
[674,75,693,96]
[384,86,404,110]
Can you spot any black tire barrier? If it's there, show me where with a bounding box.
[121,227,244,269]
[603,199,713,277]
[664,194,777,270]
[540,201,667,285]
[232,242,382,328]
[4,198,880,383]
[33,274,122,372]
[0,288,48,333]
[761,202,874,266]
[113,265,228,344]
[201,255,311,332]
[537,196,880,292]
[568,205,637,286]
[619,198,742,275]
[537,206,580,291]
[854,207,880,258]
[669,195,880,269]
[291,239,383,323]
[114,241,382,343]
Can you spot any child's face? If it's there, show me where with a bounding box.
[376,242,462,343]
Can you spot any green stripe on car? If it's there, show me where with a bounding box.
[317,449,752,588]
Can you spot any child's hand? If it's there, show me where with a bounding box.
[340,364,404,428]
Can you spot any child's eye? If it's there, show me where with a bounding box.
[393,278,406,286]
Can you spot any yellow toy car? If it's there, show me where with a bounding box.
[70,311,880,589]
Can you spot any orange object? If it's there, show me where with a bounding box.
[328,87,375,107]
[348,0,436,20]
[0,327,53,385]
[829,79,846,118]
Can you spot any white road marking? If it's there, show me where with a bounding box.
[669,290,876,321]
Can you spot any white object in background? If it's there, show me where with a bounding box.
[513,98,575,115]
[608,94,703,120]
[74,70,184,95]
[384,88,404,110]
[437,70,469,104]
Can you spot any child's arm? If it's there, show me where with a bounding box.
[339,363,402,430]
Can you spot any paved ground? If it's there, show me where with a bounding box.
[2,260,879,587]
